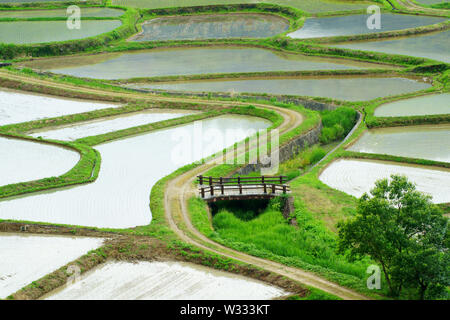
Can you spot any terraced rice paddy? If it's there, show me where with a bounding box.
[0,233,103,299]
[347,124,450,162]
[112,0,369,13]
[30,110,195,141]
[0,7,124,18]
[130,77,431,101]
[0,88,120,126]
[0,20,122,44]
[0,137,79,186]
[0,115,270,228]
[334,30,450,63]
[132,13,289,41]
[1,0,448,302]
[44,47,382,80]
[319,159,450,204]
[43,261,288,300]
[374,93,450,117]
[288,13,445,39]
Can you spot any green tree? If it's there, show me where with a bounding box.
[337,175,449,299]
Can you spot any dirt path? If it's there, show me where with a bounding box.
[163,107,370,300]
[396,0,449,16]
[0,69,369,300]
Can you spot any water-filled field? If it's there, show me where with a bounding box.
[45,47,381,80]
[130,77,431,101]
[333,30,450,63]
[0,137,80,186]
[111,0,369,13]
[132,13,289,41]
[0,233,103,299]
[347,124,450,162]
[30,110,195,141]
[43,261,288,300]
[0,7,124,18]
[288,13,445,39]
[0,115,270,228]
[375,93,450,117]
[319,159,450,203]
[0,88,120,126]
[0,20,122,44]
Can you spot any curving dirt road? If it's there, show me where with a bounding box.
[163,106,369,300]
[0,69,369,300]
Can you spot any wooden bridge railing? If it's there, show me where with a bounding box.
[199,183,290,199]
[197,175,288,186]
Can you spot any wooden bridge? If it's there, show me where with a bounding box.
[198,175,290,202]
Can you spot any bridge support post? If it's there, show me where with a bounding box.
[272,184,276,194]
[211,186,214,196]
[283,185,287,194]
[263,184,267,194]
[199,175,203,185]
[221,184,224,195]
[201,188,205,198]
[239,184,242,195]
[209,176,212,185]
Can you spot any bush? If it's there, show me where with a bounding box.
[320,107,357,144]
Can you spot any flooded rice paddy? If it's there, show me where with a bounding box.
[333,30,450,63]
[42,47,388,80]
[374,93,450,117]
[43,261,287,300]
[0,7,124,18]
[0,137,79,186]
[0,88,120,126]
[0,233,103,298]
[287,13,445,39]
[0,20,122,44]
[0,115,270,228]
[347,124,450,163]
[30,109,195,141]
[130,77,432,101]
[111,0,369,13]
[319,159,450,203]
[132,13,289,41]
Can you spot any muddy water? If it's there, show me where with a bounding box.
[132,13,288,41]
[333,30,450,63]
[288,13,445,39]
[46,47,386,80]
[130,77,431,101]
[30,110,195,141]
[347,124,450,162]
[0,115,270,228]
[112,0,369,13]
[319,159,450,203]
[0,137,80,186]
[375,93,450,117]
[0,8,124,18]
[0,20,122,44]
[0,232,103,299]
[0,88,120,126]
[43,261,287,300]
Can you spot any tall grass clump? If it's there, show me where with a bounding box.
[320,107,357,144]
[211,198,371,281]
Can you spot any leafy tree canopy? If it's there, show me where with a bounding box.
[338,175,449,299]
